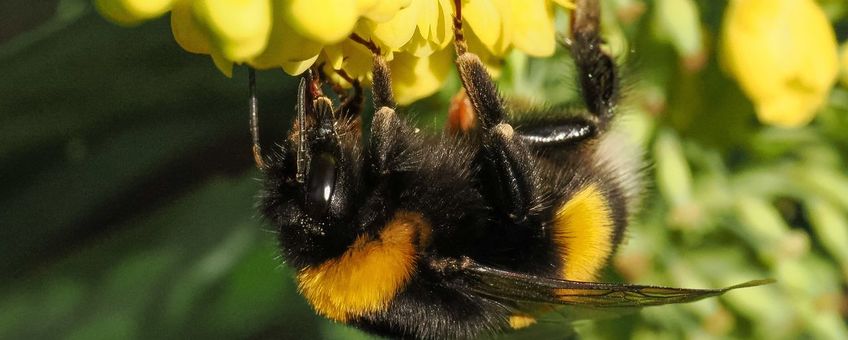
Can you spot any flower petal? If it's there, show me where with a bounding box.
[283,0,359,44]
[506,0,555,57]
[465,26,503,78]
[251,1,322,69]
[415,0,439,39]
[432,0,454,49]
[323,43,345,70]
[339,39,376,82]
[170,0,211,54]
[551,0,575,9]
[95,0,174,25]
[367,1,421,50]
[463,0,505,55]
[403,0,453,56]
[357,0,379,13]
[282,54,321,75]
[323,39,375,86]
[194,0,273,61]
[211,50,234,77]
[755,91,821,127]
[360,0,412,23]
[403,29,440,57]
[390,48,453,104]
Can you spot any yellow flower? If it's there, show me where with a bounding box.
[282,0,360,44]
[250,0,323,70]
[403,0,453,56]
[322,39,377,84]
[98,0,577,105]
[363,1,421,50]
[721,0,838,127]
[464,0,507,55]
[170,0,211,54]
[194,0,273,62]
[463,0,564,57]
[390,48,453,104]
[360,0,411,22]
[507,0,556,57]
[95,0,174,25]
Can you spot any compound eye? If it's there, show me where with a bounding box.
[306,152,337,218]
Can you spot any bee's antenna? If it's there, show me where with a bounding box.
[249,68,267,169]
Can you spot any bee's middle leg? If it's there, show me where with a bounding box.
[452,1,536,224]
[360,46,411,176]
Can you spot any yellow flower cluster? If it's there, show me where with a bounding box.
[721,0,838,128]
[96,0,575,105]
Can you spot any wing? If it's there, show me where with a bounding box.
[436,257,774,309]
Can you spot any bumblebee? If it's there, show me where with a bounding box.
[251,0,770,338]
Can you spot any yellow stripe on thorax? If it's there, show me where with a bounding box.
[297,211,430,322]
[552,184,615,282]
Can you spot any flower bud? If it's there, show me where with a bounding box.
[721,0,838,127]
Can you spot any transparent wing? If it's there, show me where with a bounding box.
[446,258,773,308]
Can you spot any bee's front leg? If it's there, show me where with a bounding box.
[334,74,364,121]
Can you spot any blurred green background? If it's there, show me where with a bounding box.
[1,0,846,339]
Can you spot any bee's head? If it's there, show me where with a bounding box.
[260,73,365,269]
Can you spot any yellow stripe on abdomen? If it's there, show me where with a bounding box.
[297,211,430,322]
[552,184,615,282]
[508,314,537,329]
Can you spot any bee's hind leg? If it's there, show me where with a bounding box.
[570,0,619,130]
[514,0,615,152]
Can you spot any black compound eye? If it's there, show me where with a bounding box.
[305,152,337,218]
